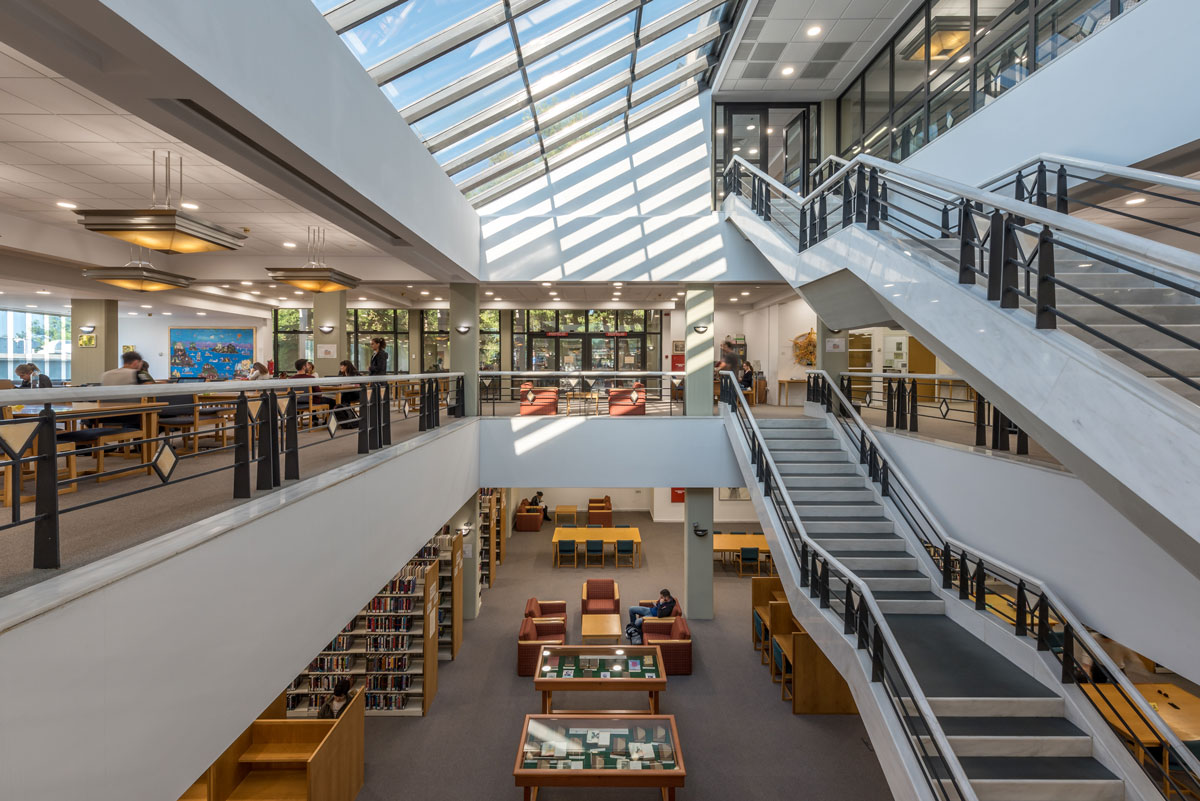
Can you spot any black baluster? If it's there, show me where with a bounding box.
[844,584,856,634]
[975,559,987,611]
[1035,161,1048,208]
[1036,226,1057,330]
[974,394,986,447]
[940,204,950,238]
[895,380,907,429]
[233,394,251,499]
[810,551,820,599]
[1055,165,1068,214]
[819,562,830,608]
[854,164,867,224]
[818,193,828,240]
[32,406,60,569]
[1014,169,1025,204]
[798,205,809,252]
[256,391,272,491]
[284,389,299,481]
[880,460,889,497]
[997,410,1011,452]
[842,174,853,229]
[987,210,1005,302]
[1016,427,1029,455]
[382,382,393,446]
[885,378,894,427]
[879,181,889,223]
[958,198,977,284]
[871,625,885,682]
[857,599,869,649]
[1001,220,1020,309]
[1036,596,1050,651]
[359,381,372,453]
[942,545,954,589]
[268,390,281,487]
[867,169,880,231]
[1061,623,1075,683]
[908,378,919,433]
[800,541,809,586]
[1015,580,1028,636]
[959,554,970,600]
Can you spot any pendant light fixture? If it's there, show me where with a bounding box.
[75,151,247,253]
[83,244,193,292]
[267,226,360,293]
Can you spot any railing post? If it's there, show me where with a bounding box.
[1035,161,1048,208]
[284,389,299,481]
[798,205,809,252]
[895,380,907,429]
[940,204,950,238]
[800,541,809,587]
[435,379,442,428]
[818,193,828,240]
[880,460,889,497]
[382,382,393,446]
[1055,165,1069,214]
[819,561,830,608]
[1036,596,1050,651]
[871,625,885,682]
[975,559,987,611]
[885,378,894,427]
[267,390,281,487]
[958,198,977,284]
[1016,427,1029,456]
[879,180,888,223]
[867,169,881,229]
[256,391,272,491]
[1000,220,1020,309]
[1015,580,1028,637]
[942,546,954,589]
[418,379,429,432]
[1014,169,1025,205]
[732,162,741,196]
[841,174,853,229]
[987,209,1005,302]
[32,406,60,569]
[996,409,1011,452]
[762,181,771,222]
[359,381,372,453]
[809,552,820,599]
[1036,225,1057,329]
[908,378,919,433]
[854,164,867,224]
[1061,623,1075,683]
[867,442,879,482]
[233,394,251,499]
[974,394,987,446]
[844,585,856,635]
[369,383,383,450]
[857,601,869,649]
[959,553,971,601]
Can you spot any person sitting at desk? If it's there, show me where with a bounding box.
[628,589,676,630]
[246,362,269,380]
[318,679,352,719]
[15,363,52,388]
[739,362,755,390]
[101,350,151,385]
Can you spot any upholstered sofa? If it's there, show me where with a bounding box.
[642,615,692,675]
[524,598,568,626]
[519,382,559,416]
[608,382,646,415]
[637,599,684,619]
[587,508,613,527]
[580,578,619,615]
[514,499,544,531]
[517,617,566,676]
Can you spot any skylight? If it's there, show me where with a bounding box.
[314,0,739,206]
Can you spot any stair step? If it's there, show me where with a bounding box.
[809,533,905,551]
[1059,322,1200,350]
[957,756,1121,801]
[767,438,841,450]
[1054,302,1200,325]
[788,489,877,503]
[776,462,861,475]
[826,549,917,571]
[763,429,838,440]
[1098,347,1200,376]
[757,417,828,429]
[782,475,869,489]
[793,503,886,519]
[876,592,944,614]
[855,569,932,591]
[802,518,894,534]
[929,717,1092,757]
[1057,286,1199,305]
[926,696,1065,717]
[771,450,853,463]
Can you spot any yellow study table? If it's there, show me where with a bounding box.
[552,526,642,567]
[778,378,807,406]
[712,533,770,556]
[1082,683,1200,781]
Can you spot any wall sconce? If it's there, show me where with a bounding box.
[692,523,709,538]
[455,324,472,334]
[317,324,335,334]
[78,325,96,334]
[692,324,709,334]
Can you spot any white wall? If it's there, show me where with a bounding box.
[118,313,270,377]
[878,431,1200,679]
[903,0,1200,184]
[513,487,651,511]
[0,421,480,801]
[649,486,761,524]
[477,90,779,284]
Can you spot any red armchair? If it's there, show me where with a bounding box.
[581,579,619,615]
[517,617,566,676]
[519,382,559,416]
[608,382,646,415]
[514,500,543,532]
[588,508,613,527]
[643,616,692,675]
[525,598,568,625]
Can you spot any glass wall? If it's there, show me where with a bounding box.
[274,308,314,374]
[510,309,662,371]
[713,102,821,204]
[479,309,500,372]
[0,308,71,383]
[422,309,449,372]
[346,309,409,373]
[838,0,1133,159]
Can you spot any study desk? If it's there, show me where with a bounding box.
[1082,683,1200,781]
[713,533,770,556]
[778,378,807,406]
[514,714,685,801]
[552,526,642,567]
[8,401,166,477]
[581,614,622,645]
[555,505,577,526]
[534,645,667,713]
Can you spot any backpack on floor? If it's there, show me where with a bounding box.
[625,623,643,645]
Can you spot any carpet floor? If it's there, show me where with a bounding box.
[354,509,894,801]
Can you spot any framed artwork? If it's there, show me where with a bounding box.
[672,340,685,354]
[169,327,256,379]
[77,333,96,348]
[719,487,750,502]
[121,344,137,354]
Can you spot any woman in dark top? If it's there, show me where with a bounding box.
[368,337,388,376]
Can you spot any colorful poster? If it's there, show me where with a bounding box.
[169,327,255,379]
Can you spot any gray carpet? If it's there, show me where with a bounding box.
[355,510,893,801]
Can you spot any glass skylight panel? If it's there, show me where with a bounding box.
[541,87,627,141]
[339,0,500,70]
[409,71,528,140]
[635,13,715,64]
[533,55,631,121]
[514,0,598,41]
[465,160,543,200]
[639,0,695,26]
[315,0,349,12]
[545,111,624,159]
[524,14,636,85]
[631,49,704,92]
[382,25,516,110]
[433,106,535,167]
[629,74,698,117]
[454,132,542,181]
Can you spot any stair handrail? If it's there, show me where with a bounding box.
[807,369,1200,784]
[980,153,1200,197]
[725,153,1200,279]
[719,370,981,801]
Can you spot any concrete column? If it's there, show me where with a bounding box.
[70,299,118,384]
[500,307,512,371]
[682,488,714,620]
[683,284,714,416]
[311,290,346,377]
[449,284,479,415]
[407,321,420,374]
[446,493,482,620]
[817,318,849,379]
[819,99,838,160]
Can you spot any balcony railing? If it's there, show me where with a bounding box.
[477,371,686,416]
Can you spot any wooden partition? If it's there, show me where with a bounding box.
[791,627,858,715]
[184,689,365,801]
[750,576,783,656]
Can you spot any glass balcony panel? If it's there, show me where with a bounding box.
[1036,0,1114,67]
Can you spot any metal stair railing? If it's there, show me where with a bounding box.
[719,370,980,801]
[805,369,1200,797]
[722,153,1200,398]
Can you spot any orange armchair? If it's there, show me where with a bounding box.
[608,382,646,415]
[525,598,568,625]
[587,508,613,527]
[514,500,543,532]
[643,616,692,675]
[517,617,566,676]
[581,578,619,615]
[519,382,559,415]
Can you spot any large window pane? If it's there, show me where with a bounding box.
[646,310,662,333]
[515,0,594,40]
[975,24,1029,107]
[619,310,645,332]
[838,77,862,155]
[424,309,449,331]
[891,101,926,161]
[893,11,928,103]
[560,311,586,332]
[512,310,526,333]
[340,0,501,71]
[381,26,516,112]
[588,309,616,332]
[590,335,615,369]
[356,308,395,330]
[480,333,500,371]
[863,52,890,132]
[528,309,557,332]
[928,71,970,143]
[928,0,971,65]
[618,337,643,369]
[409,72,527,140]
[525,15,635,86]
[530,337,557,370]
[479,309,500,330]
[423,332,449,371]
[435,107,535,167]
[1,309,71,382]
[560,337,583,370]
[1036,0,1113,67]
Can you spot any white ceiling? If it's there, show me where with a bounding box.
[395,281,788,309]
[0,43,375,258]
[717,0,910,97]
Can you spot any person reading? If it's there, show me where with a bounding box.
[628,589,676,630]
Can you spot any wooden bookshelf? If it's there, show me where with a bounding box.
[496,490,507,565]
[287,556,439,717]
[478,489,498,589]
[435,530,463,660]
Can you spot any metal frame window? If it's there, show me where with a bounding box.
[713,101,819,205]
[507,308,661,370]
[835,0,1130,160]
[315,0,750,206]
[480,308,501,371]
[273,308,314,375]
[0,307,72,382]
[346,308,410,373]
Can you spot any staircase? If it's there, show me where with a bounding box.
[756,413,1124,801]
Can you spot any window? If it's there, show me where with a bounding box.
[0,308,71,382]
[838,77,862,156]
[346,308,409,373]
[479,309,500,372]
[274,308,314,373]
[422,309,449,371]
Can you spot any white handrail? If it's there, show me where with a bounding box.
[980,153,1200,197]
[808,154,848,181]
[720,370,981,801]
[0,372,464,406]
[809,370,1200,779]
[481,371,684,378]
[840,372,965,381]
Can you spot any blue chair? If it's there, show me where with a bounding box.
[561,524,577,528]
[585,539,605,567]
[556,539,577,568]
[737,547,760,577]
[587,524,601,528]
[752,609,765,650]
[616,524,631,527]
[615,539,635,568]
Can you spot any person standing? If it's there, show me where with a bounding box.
[368,337,388,376]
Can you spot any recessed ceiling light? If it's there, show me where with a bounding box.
[358,296,367,300]
[748,148,758,155]
[746,124,755,130]
[781,66,795,76]
[541,282,552,287]
[549,291,557,295]
[268,284,277,288]
[434,296,443,301]
[278,296,287,300]
[614,282,623,287]
[36,290,51,295]
[127,311,137,315]
[25,304,37,308]
[162,312,172,316]
[56,201,77,209]
[733,146,741,152]
[240,281,252,286]
[493,297,502,301]
[716,127,725,134]
[294,290,303,295]
[221,284,231,288]
[729,297,738,302]
[140,304,152,308]
[613,291,621,296]
[282,242,296,248]
[251,290,261,295]
[420,290,430,295]
[957,54,971,63]
[1125,197,1146,205]
[766,127,774,134]
[485,290,494,295]
[741,291,750,295]
[406,284,413,288]
[197,312,207,316]
[676,291,685,296]
[806,25,821,36]
[181,202,199,210]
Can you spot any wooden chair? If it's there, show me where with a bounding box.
[555,539,577,568]
[585,539,605,567]
[614,540,635,568]
[56,411,143,482]
[157,394,228,454]
[0,408,78,507]
[737,546,761,577]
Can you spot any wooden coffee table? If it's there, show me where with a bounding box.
[581,614,622,644]
[555,505,577,525]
